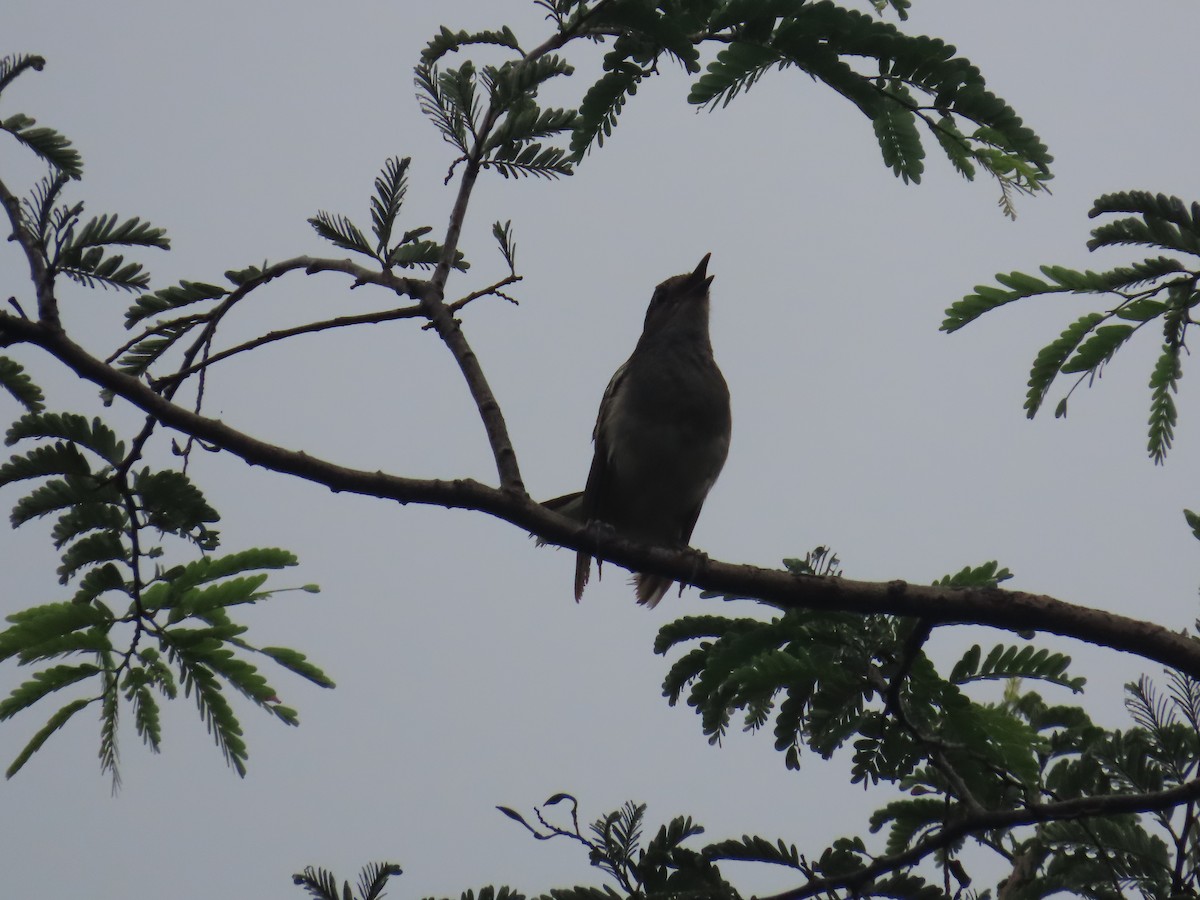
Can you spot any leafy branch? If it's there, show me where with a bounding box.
[0,411,332,783]
[944,191,1200,462]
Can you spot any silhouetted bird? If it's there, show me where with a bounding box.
[549,253,731,607]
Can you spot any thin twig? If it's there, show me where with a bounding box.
[0,173,59,329]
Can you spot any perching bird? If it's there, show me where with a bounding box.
[551,253,731,607]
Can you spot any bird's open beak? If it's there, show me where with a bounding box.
[690,252,714,290]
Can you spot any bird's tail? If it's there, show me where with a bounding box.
[574,552,591,602]
[634,573,673,609]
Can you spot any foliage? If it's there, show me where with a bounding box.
[0,2,1195,900]
[310,156,469,268]
[943,191,1200,463]
[415,0,1052,213]
[0,0,1058,782]
[292,862,403,900]
[489,598,1200,898]
[495,795,740,899]
[0,58,333,785]
[0,410,332,784]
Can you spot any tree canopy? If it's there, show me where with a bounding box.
[3,2,1200,898]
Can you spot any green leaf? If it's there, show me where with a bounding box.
[181,547,298,584]
[128,681,162,752]
[0,663,101,720]
[66,213,169,251]
[1060,323,1134,374]
[0,54,47,99]
[6,697,92,778]
[872,85,924,184]
[133,468,219,537]
[0,601,111,664]
[492,220,516,272]
[1088,216,1200,257]
[124,280,226,327]
[485,55,574,109]
[930,116,975,181]
[1113,298,1169,322]
[0,442,92,487]
[386,239,468,271]
[938,700,1042,786]
[869,796,944,855]
[591,1,700,74]
[0,357,45,413]
[175,574,269,619]
[949,643,1084,691]
[1025,313,1105,417]
[57,530,126,584]
[258,647,336,688]
[486,142,573,179]
[0,112,82,177]
[308,211,374,258]
[10,475,120,528]
[115,321,198,379]
[571,62,645,158]
[932,560,1012,588]
[1185,509,1200,541]
[370,156,409,254]
[415,62,471,156]
[6,411,124,463]
[1148,343,1182,464]
[421,24,521,65]
[943,270,1076,333]
[99,670,119,784]
[703,834,802,868]
[71,562,127,605]
[1091,190,1200,235]
[356,862,404,900]
[484,101,576,157]
[170,646,249,776]
[57,245,152,292]
[688,41,780,109]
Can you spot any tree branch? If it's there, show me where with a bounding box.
[417,11,615,494]
[762,777,1200,900]
[151,305,425,387]
[4,311,1200,681]
[0,173,59,329]
[147,273,519,385]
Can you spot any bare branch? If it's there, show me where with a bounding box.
[152,304,426,388]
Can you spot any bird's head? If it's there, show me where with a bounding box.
[640,253,714,340]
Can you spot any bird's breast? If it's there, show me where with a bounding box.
[599,350,731,536]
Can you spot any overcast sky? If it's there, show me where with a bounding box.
[4,2,1200,898]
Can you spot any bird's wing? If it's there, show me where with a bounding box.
[575,360,629,600]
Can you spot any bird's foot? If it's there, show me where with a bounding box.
[584,519,617,580]
[679,546,710,597]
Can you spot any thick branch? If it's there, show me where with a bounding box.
[4,312,1200,680]
[761,777,1200,900]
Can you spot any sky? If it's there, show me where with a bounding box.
[3,1,1200,898]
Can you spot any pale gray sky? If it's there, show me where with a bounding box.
[3,2,1200,898]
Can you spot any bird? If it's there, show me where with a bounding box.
[549,253,731,607]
